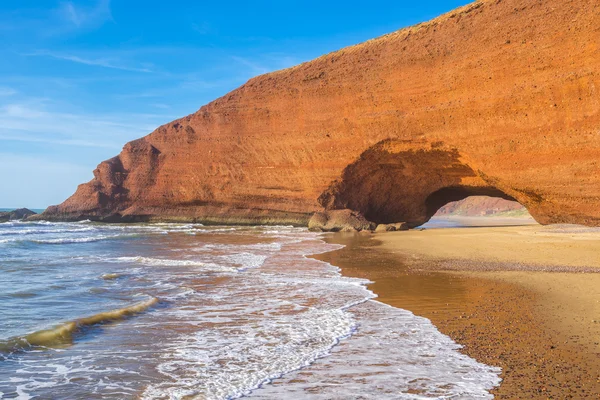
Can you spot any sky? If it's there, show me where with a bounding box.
[0,0,472,209]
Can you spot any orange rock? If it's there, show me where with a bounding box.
[41,0,600,226]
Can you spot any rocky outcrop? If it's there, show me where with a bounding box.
[308,210,374,232]
[40,0,600,226]
[375,223,410,233]
[0,208,37,222]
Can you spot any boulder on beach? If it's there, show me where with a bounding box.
[391,222,409,231]
[375,224,395,233]
[308,210,374,232]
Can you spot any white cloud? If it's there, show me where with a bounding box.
[57,0,113,29]
[24,50,154,73]
[153,103,171,109]
[230,56,270,75]
[62,2,81,26]
[230,53,304,77]
[0,101,176,148]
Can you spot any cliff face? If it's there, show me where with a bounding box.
[42,0,600,226]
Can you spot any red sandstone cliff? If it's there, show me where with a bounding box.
[41,0,600,226]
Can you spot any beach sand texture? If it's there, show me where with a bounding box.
[319,220,600,398]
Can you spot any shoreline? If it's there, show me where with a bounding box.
[316,223,600,398]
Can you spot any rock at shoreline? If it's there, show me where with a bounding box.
[0,208,37,222]
[375,224,395,233]
[374,222,410,233]
[391,222,409,231]
[308,210,374,232]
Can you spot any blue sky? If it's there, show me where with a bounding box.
[0,0,471,209]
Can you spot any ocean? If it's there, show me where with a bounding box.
[0,220,500,399]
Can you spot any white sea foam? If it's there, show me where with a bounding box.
[143,307,358,400]
[140,234,500,399]
[193,242,283,252]
[31,234,136,244]
[107,256,234,272]
[251,300,501,399]
[0,227,95,236]
[219,252,267,270]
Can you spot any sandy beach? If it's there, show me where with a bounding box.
[318,218,600,399]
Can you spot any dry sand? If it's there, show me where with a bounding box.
[387,217,600,269]
[318,219,600,399]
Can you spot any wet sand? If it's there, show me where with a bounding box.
[316,221,600,399]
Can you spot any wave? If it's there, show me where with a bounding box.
[31,234,138,244]
[0,234,139,245]
[0,227,95,236]
[0,297,159,354]
[101,273,123,280]
[194,242,282,252]
[109,256,231,270]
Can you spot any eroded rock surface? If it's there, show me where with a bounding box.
[40,0,600,226]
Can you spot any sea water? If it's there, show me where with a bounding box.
[0,221,501,399]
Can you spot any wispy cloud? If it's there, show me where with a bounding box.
[152,103,171,109]
[57,0,113,29]
[230,56,270,75]
[0,101,175,148]
[23,50,154,73]
[230,53,304,77]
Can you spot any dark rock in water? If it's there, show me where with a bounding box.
[0,208,38,222]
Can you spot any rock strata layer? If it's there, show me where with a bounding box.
[40,0,600,226]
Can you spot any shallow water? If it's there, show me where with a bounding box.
[0,221,500,399]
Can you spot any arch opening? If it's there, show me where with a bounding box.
[318,139,538,228]
[425,187,519,220]
[424,191,534,227]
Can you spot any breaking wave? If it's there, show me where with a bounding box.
[0,297,158,353]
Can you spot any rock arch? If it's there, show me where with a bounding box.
[39,0,600,227]
[318,140,530,227]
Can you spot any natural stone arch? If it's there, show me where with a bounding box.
[318,140,532,227]
[38,0,600,227]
